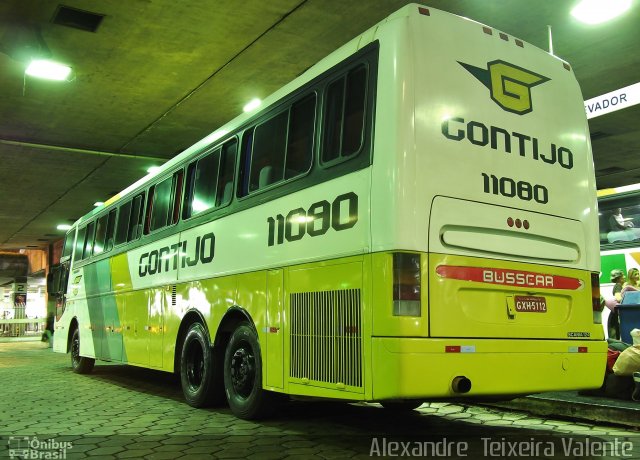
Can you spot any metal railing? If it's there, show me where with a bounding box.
[0,304,47,338]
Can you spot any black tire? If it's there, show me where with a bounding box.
[70,328,95,374]
[224,322,278,419]
[180,322,223,407]
[380,400,423,411]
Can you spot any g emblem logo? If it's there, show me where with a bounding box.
[459,60,550,115]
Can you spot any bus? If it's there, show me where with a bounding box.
[50,4,606,419]
[597,185,640,340]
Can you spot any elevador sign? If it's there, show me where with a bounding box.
[585,82,640,119]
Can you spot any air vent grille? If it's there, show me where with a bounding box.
[52,5,104,33]
[290,289,362,388]
[171,285,177,306]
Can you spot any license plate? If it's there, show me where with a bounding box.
[514,295,547,313]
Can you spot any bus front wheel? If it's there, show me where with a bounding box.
[70,328,95,374]
[180,322,222,407]
[224,322,277,419]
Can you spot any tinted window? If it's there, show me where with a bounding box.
[599,197,640,246]
[184,140,237,218]
[192,150,220,216]
[104,209,117,252]
[127,193,145,241]
[115,200,132,246]
[239,94,316,197]
[73,227,86,263]
[250,111,288,192]
[217,140,237,206]
[93,214,109,255]
[322,65,367,163]
[149,176,173,232]
[83,221,95,259]
[285,94,315,179]
[62,231,74,259]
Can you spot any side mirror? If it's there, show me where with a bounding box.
[47,264,64,296]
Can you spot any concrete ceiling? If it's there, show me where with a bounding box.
[0,0,638,250]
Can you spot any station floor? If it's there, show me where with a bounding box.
[0,341,639,459]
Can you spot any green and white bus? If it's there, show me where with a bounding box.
[51,4,605,419]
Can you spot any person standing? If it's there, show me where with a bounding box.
[609,269,625,340]
[624,267,640,290]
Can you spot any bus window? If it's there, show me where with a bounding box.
[93,214,109,255]
[104,209,117,252]
[83,221,95,259]
[61,231,74,261]
[238,128,255,197]
[184,150,219,218]
[127,193,145,241]
[216,140,237,207]
[73,226,86,263]
[191,150,221,216]
[148,175,174,232]
[322,64,367,163]
[114,200,132,246]
[598,196,640,245]
[285,94,315,179]
[250,110,288,192]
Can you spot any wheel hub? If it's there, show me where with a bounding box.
[186,343,204,389]
[230,346,254,397]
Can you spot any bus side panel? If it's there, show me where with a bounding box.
[284,256,365,397]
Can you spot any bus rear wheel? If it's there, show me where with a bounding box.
[70,328,95,374]
[180,322,222,407]
[224,322,278,419]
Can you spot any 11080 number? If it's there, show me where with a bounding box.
[267,192,358,246]
[481,173,548,204]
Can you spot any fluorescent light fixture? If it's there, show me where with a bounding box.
[147,166,160,174]
[571,0,632,24]
[93,201,104,207]
[243,98,261,113]
[56,224,72,231]
[25,59,72,81]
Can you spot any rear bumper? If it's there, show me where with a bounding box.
[371,337,607,400]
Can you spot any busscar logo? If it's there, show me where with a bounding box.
[459,60,550,115]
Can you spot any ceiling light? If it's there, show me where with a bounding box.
[93,201,104,207]
[571,0,632,24]
[56,224,72,231]
[243,98,261,113]
[25,59,72,81]
[147,166,160,174]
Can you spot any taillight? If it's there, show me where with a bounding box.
[393,253,421,316]
[591,272,603,324]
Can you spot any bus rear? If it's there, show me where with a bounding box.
[369,5,605,401]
